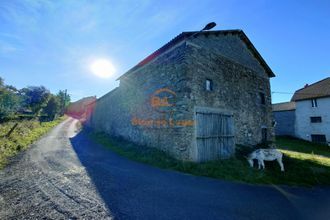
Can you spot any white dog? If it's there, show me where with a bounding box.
[246,149,284,172]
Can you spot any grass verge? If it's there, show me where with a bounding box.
[89,132,330,186]
[0,117,66,169]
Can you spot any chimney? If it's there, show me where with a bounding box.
[304,84,309,88]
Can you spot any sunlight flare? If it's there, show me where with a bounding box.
[90,59,115,78]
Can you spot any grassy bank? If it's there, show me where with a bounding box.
[0,117,65,168]
[89,132,330,186]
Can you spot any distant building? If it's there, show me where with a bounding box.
[66,96,96,121]
[272,102,296,136]
[291,77,330,144]
[88,29,275,162]
[272,77,330,145]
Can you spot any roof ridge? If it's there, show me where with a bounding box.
[272,101,294,105]
[291,77,330,101]
[272,101,296,111]
[117,29,275,80]
[297,77,330,91]
[181,29,243,34]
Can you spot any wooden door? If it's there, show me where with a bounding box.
[196,111,235,161]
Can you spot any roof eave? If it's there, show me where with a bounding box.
[238,31,275,78]
[292,94,330,102]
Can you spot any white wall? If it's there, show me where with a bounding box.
[295,97,330,143]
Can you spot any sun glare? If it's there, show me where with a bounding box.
[90,59,115,78]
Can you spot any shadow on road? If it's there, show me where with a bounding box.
[69,129,330,220]
[69,130,131,218]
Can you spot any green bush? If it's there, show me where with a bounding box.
[0,89,21,121]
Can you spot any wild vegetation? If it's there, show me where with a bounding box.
[0,117,65,168]
[0,76,70,168]
[0,77,70,122]
[89,132,330,186]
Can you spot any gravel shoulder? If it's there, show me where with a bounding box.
[0,118,112,219]
[1,117,330,220]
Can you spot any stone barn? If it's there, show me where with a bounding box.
[88,29,275,162]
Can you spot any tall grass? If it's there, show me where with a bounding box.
[0,117,65,168]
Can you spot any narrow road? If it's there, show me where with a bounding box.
[1,117,329,220]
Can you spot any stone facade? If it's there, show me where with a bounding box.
[88,30,275,162]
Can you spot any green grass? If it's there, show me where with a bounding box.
[276,136,330,157]
[89,132,330,186]
[0,117,65,169]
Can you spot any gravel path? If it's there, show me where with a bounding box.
[1,117,329,220]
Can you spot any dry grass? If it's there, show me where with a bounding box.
[0,117,65,168]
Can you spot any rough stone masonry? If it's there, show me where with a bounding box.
[87,29,275,162]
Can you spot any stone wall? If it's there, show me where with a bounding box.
[90,43,196,160]
[188,33,267,76]
[184,41,274,146]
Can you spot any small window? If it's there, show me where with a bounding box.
[310,116,322,123]
[311,134,326,143]
[206,79,213,91]
[259,92,266,105]
[311,99,318,107]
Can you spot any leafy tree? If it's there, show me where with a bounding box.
[5,85,18,93]
[0,77,4,87]
[43,95,60,120]
[0,78,21,120]
[57,90,70,115]
[0,91,21,120]
[20,86,50,115]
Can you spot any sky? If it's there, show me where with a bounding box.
[0,0,329,103]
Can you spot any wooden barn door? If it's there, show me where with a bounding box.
[196,111,235,162]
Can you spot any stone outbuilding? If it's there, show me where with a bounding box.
[67,96,96,120]
[88,29,275,162]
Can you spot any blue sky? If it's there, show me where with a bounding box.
[0,0,329,103]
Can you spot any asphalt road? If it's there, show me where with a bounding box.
[1,117,330,220]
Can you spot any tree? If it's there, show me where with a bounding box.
[0,78,21,120]
[0,77,4,87]
[43,95,60,120]
[5,85,18,93]
[20,86,50,115]
[0,91,21,120]
[57,90,70,115]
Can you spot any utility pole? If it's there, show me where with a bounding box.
[62,89,67,115]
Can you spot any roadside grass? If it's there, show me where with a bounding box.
[0,117,66,169]
[89,132,330,186]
